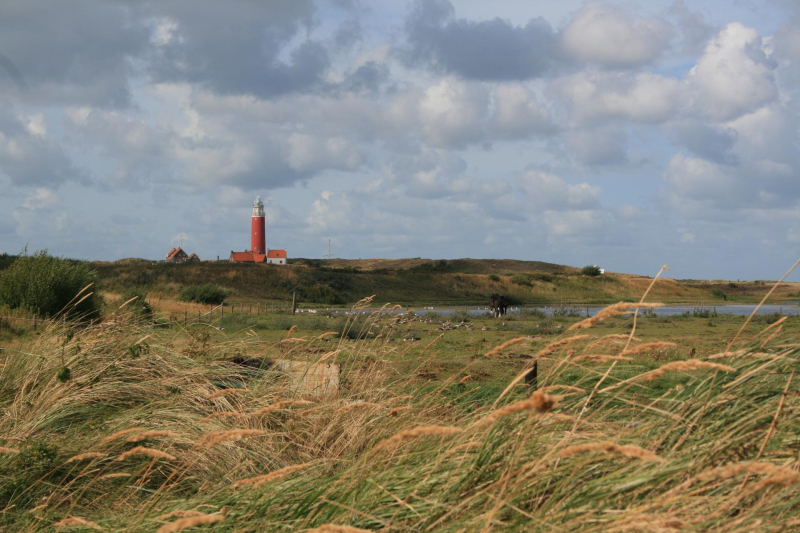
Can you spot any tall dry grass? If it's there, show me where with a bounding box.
[1,278,799,532]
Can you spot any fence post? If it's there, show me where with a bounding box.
[184,311,187,326]
[33,314,37,332]
[291,293,296,316]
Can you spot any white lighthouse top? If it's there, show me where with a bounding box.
[252,195,264,217]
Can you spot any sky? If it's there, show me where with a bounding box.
[1,0,799,281]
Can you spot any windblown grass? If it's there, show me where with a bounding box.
[1,286,800,532]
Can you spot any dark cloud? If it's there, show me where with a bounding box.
[668,0,715,56]
[0,110,87,187]
[142,0,332,98]
[337,61,390,94]
[672,121,739,165]
[0,0,148,108]
[402,0,556,81]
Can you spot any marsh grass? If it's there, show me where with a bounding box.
[1,278,800,531]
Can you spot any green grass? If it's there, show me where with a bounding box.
[1,301,800,531]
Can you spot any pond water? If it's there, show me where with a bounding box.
[318,303,800,317]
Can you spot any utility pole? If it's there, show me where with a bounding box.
[324,238,333,260]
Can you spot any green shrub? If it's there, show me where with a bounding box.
[179,284,230,305]
[510,274,532,287]
[710,288,727,301]
[488,274,500,282]
[581,265,602,276]
[119,287,153,318]
[0,250,100,320]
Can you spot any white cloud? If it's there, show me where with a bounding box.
[561,2,672,68]
[688,23,777,121]
[552,72,682,124]
[419,78,489,149]
[22,188,59,210]
[490,83,553,139]
[285,134,361,173]
[519,170,601,210]
[568,126,627,166]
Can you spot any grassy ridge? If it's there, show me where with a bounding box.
[1,297,799,531]
[87,258,799,306]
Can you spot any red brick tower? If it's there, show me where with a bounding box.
[251,196,266,255]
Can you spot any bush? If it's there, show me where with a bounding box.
[582,265,602,277]
[119,287,153,318]
[710,288,727,301]
[0,250,100,320]
[179,284,230,305]
[488,274,500,282]
[510,274,532,287]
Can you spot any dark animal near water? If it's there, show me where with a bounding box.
[490,294,509,317]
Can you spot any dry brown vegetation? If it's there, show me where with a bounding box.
[1,283,800,532]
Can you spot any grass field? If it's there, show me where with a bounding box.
[2,283,800,531]
[87,258,800,307]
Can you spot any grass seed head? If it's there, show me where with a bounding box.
[230,463,309,489]
[374,425,461,451]
[558,441,666,463]
[66,452,107,463]
[194,429,262,448]
[126,431,179,442]
[308,525,374,533]
[53,517,102,530]
[116,446,176,461]
[637,360,736,381]
[483,336,529,357]
[207,388,250,400]
[156,514,224,533]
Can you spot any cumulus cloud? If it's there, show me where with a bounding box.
[671,121,739,164]
[519,170,601,210]
[687,22,778,121]
[551,72,682,124]
[490,84,554,139]
[568,126,628,166]
[21,188,59,210]
[662,153,743,210]
[403,0,555,80]
[560,2,672,68]
[419,78,490,149]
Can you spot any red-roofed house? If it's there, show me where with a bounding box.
[267,249,287,265]
[229,251,266,263]
[166,247,200,263]
[166,247,189,262]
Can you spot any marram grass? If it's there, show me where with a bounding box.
[1,295,800,532]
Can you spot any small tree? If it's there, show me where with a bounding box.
[582,265,602,277]
[0,250,101,319]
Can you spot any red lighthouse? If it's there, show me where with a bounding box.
[251,196,266,254]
